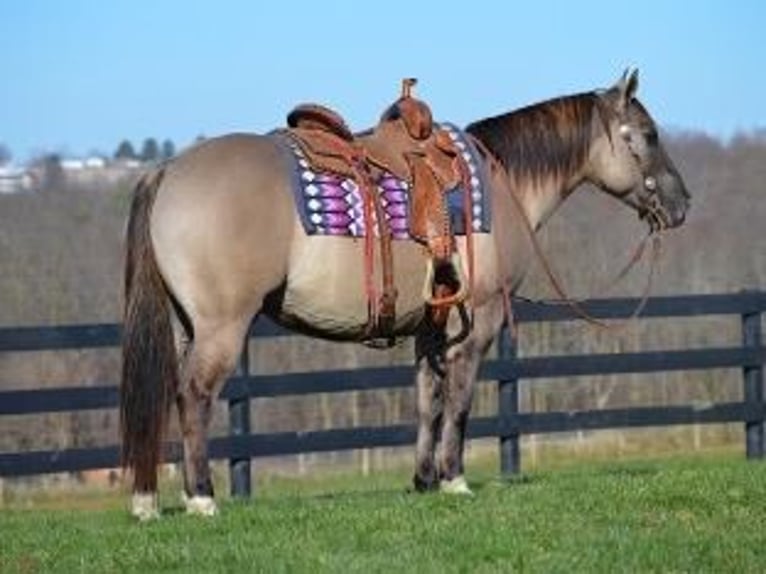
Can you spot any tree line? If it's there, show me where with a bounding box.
[0,137,184,166]
[113,138,176,162]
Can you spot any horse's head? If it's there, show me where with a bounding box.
[588,69,690,231]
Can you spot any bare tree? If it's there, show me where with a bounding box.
[30,153,66,192]
[0,143,11,165]
[140,138,159,162]
[114,140,137,160]
[161,139,176,160]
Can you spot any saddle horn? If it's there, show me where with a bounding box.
[379,77,434,140]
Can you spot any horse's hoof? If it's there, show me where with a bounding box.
[412,474,438,493]
[184,494,218,517]
[440,476,473,495]
[131,492,160,521]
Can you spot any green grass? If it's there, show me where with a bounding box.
[2,456,766,573]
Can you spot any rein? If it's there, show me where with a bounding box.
[471,135,662,331]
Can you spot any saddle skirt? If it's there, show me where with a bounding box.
[277,123,491,240]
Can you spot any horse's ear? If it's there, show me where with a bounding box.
[614,68,639,113]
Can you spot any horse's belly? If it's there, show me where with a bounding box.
[275,230,429,340]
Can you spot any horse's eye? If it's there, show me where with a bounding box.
[645,130,658,146]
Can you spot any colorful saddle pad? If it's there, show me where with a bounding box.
[278,123,491,238]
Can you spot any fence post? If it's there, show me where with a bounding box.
[497,323,520,475]
[229,338,252,497]
[743,308,764,459]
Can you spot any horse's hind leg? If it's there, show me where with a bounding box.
[176,318,249,516]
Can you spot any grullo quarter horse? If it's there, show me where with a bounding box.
[121,70,689,519]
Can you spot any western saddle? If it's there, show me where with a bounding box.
[286,79,472,340]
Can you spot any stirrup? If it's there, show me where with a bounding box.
[422,252,469,309]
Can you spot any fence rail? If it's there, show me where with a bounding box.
[1,292,764,496]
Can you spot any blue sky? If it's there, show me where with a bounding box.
[1,0,763,161]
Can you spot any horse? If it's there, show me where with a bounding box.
[120,69,690,519]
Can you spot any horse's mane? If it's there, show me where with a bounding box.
[466,92,606,184]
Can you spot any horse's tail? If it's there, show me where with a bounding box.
[120,167,178,492]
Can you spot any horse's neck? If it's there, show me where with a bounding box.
[512,169,585,230]
[473,92,602,231]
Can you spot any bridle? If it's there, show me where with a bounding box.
[614,115,673,234]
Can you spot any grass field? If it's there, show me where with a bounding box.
[2,455,766,573]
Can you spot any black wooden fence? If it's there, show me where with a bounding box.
[1,291,764,497]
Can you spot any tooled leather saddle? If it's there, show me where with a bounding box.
[283,79,474,340]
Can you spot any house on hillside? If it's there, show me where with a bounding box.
[61,155,142,188]
[0,165,33,194]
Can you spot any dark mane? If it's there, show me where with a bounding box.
[466,92,604,183]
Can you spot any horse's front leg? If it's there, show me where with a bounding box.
[439,297,504,494]
[412,356,444,491]
[412,329,446,491]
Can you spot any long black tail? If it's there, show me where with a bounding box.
[120,167,179,492]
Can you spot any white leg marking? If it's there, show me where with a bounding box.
[184,494,218,517]
[440,475,473,495]
[131,492,160,521]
